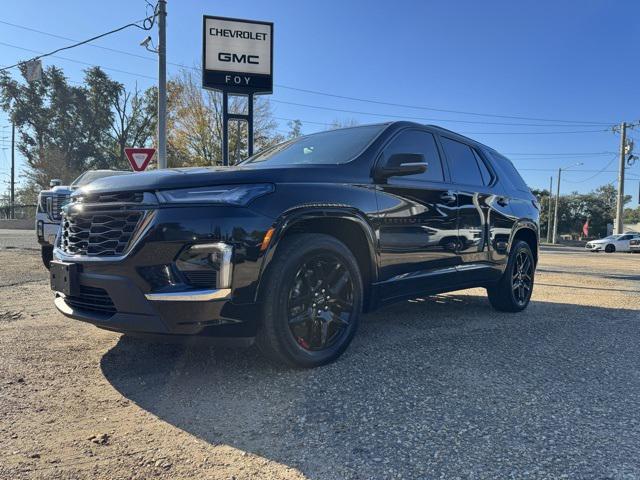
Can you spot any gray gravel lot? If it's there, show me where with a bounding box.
[1,234,639,479]
[0,228,39,250]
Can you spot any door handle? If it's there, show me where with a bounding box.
[497,197,509,207]
[440,191,457,203]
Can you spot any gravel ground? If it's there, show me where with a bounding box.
[0,229,39,250]
[1,236,639,479]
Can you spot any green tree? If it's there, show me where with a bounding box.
[553,184,631,238]
[624,206,640,224]
[0,65,117,186]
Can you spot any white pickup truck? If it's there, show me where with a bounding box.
[36,170,130,267]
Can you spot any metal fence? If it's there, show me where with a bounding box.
[0,204,37,220]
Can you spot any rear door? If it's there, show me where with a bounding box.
[375,128,459,299]
[438,135,512,281]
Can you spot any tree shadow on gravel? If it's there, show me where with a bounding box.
[101,294,640,479]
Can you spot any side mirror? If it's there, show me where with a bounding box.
[375,153,427,181]
[49,179,62,187]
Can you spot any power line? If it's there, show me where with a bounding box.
[0,41,156,81]
[562,155,619,183]
[0,18,618,126]
[271,85,614,126]
[505,151,615,156]
[0,42,610,136]
[457,129,608,135]
[271,99,612,128]
[0,15,156,73]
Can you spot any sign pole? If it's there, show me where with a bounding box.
[248,93,254,157]
[222,91,229,166]
[202,15,272,164]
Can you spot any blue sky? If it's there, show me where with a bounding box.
[1,0,639,204]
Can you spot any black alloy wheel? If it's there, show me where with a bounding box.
[605,244,615,253]
[512,249,533,307]
[256,233,362,368]
[287,254,354,351]
[487,240,535,312]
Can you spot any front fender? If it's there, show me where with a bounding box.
[254,205,379,304]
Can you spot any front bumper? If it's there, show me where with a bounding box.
[36,219,60,246]
[585,243,603,251]
[52,204,274,337]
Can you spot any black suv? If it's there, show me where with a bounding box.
[51,122,539,367]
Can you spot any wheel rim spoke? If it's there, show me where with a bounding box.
[512,250,533,305]
[289,311,311,326]
[287,252,354,352]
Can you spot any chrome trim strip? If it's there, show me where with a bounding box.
[145,288,231,302]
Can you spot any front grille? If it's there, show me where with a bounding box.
[62,211,143,256]
[48,194,70,221]
[64,286,116,316]
[182,270,218,288]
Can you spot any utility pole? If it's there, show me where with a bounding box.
[546,176,553,243]
[552,168,561,244]
[551,161,583,244]
[157,0,167,169]
[10,122,15,219]
[614,122,627,234]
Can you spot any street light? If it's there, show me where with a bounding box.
[551,162,584,244]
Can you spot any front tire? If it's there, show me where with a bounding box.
[487,240,535,312]
[605,244,615,253]
[256,234,363,368]
[41,245,53,269]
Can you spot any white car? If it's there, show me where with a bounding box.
[585,233,640,253]
[36,170,130,268]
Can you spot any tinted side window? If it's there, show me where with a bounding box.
[473,149,493,185]
[488,151,531,193]
[383,130,444,182]
[440,137,484,186]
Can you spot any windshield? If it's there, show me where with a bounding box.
[71,170,130,187]
[602,235,621,240]
[241,124,386,166]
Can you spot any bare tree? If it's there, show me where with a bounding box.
[166,69,283,167]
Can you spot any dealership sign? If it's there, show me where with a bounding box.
[202,16,273,94]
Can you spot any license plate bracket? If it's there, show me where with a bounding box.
[50,261,79,296]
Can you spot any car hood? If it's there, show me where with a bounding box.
[589,239,613,244]
[77,164,356,195]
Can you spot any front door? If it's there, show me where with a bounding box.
[375,129,459,301]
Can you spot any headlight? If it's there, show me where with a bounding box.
[156,184,274,206]
[37,193,48,213]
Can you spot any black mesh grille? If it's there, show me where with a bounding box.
[64,286,116,315]
[182,270,218,288]
[62,211,143,256]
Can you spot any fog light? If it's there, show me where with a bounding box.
[176,243,233,289]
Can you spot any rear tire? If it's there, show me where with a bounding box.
[605,244,615,253]
[41,246,53,269]
[487,240,535,312]
[256,233,362,368]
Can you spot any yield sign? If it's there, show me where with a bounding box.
[124,148,156,172]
